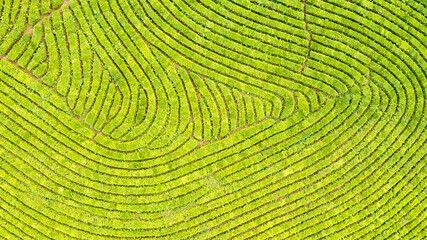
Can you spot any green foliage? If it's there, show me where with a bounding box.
[0,0,425,239]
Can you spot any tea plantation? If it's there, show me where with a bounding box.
[0,0,426,239]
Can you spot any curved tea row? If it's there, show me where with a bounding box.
[0,0,425,239]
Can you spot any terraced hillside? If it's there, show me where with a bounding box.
[0,0,426,239]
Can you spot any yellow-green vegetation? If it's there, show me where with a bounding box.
[0,0,426,239]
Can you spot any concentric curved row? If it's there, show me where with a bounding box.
[0,0,425,239]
